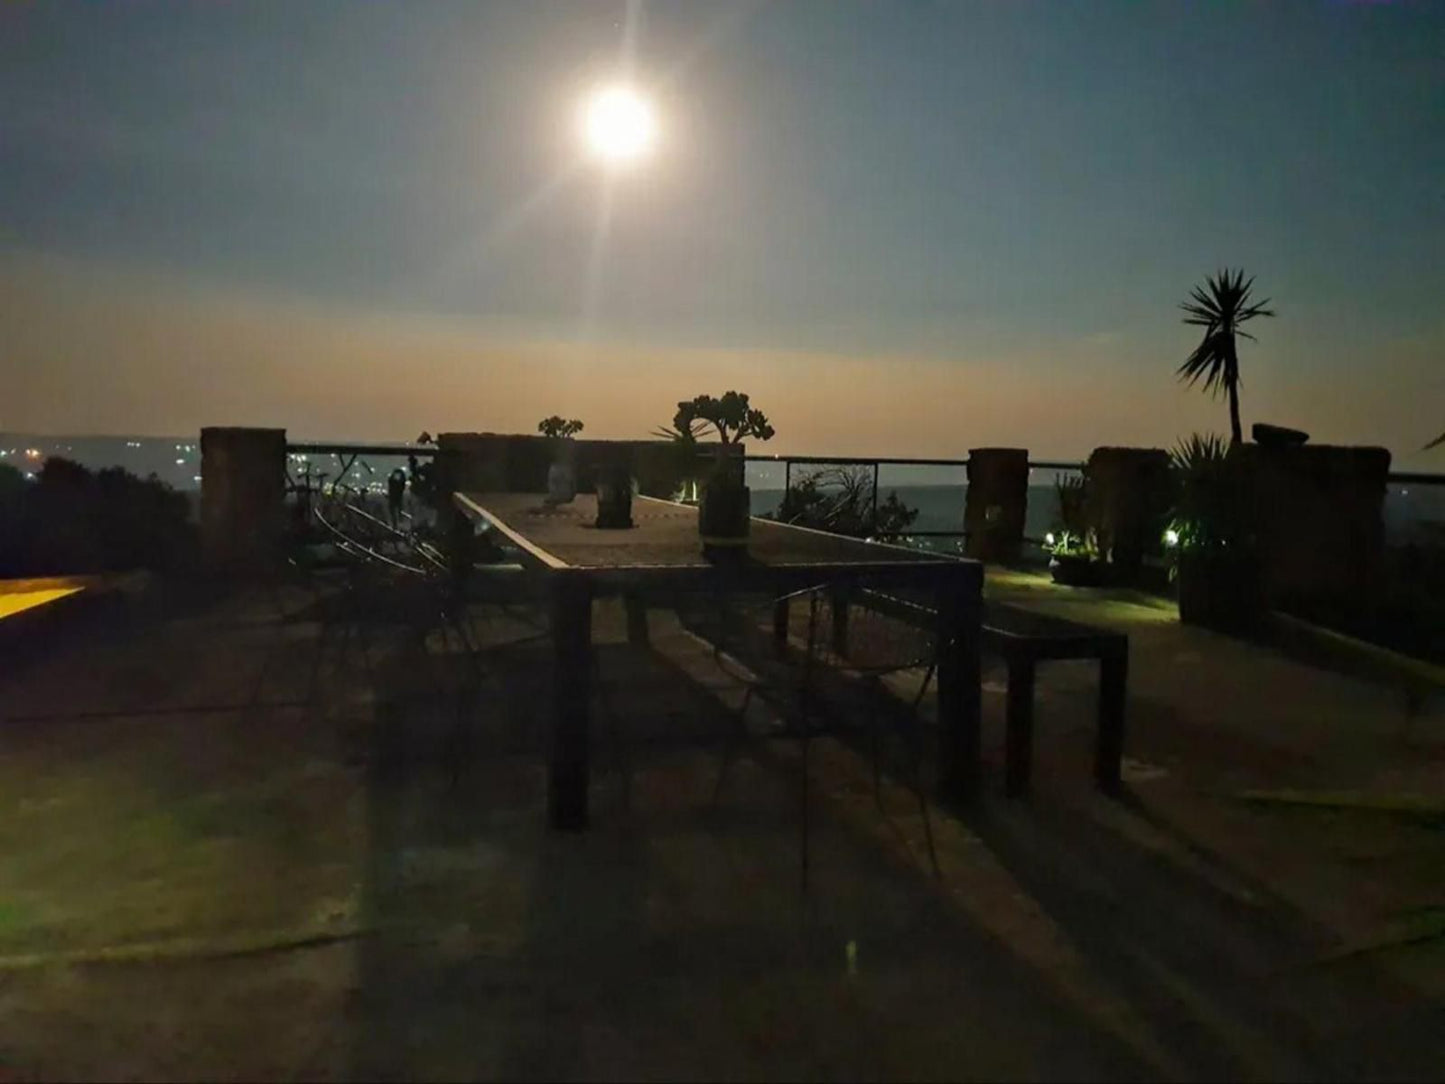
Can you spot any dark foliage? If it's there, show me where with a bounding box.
[1049,475,1096,557]
[772,465,919,539]
[1168,433,1251,553]
[537,416,585,439]
[0,457,195,577]
[661,391,775,447]
[406,454,439,512]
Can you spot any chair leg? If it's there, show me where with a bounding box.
[1005,659,1037,798]
[711,685,754,806]
[352,616,375,678]
[593,660,632,814]
[909,708,940,877]
[307,606,333,707]
[447,683,469,791]
[869,705,885,813]
[800,725,811,895]
[798,594,823,894]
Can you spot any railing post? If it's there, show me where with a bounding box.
[871,461,880,531]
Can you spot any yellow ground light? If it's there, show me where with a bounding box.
[0,584,85,620]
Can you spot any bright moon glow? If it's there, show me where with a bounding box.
[583,87,656,165]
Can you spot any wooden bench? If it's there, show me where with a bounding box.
[981,601,1128,797]
[844,591,1128,797]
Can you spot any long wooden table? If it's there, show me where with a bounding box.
[453,492,983,830]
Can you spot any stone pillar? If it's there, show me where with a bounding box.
[436,433,510,493]
[434,433,511,532]
[1084,447,1173,582]
[965,448,1029,563]
[1234,443,1391,617]
[506,435,554,493]
[633,440,687,499]
[199,427,286,573]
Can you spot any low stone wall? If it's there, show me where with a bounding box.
[435,433,735,512]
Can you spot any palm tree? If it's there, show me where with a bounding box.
[1178,269,1275,444]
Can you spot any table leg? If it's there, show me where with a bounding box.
[1096,651,1128,795]
[448,509,474,583]
[1005,658,1036,797]
[773,597,790,657]
[936,574,982,804]
[624,591,649,646]
[550,576,593,830]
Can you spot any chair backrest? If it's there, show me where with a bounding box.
[781,583,938,677]
[672,578,937,686]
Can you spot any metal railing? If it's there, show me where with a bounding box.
[283,442,443,551]
[284,442,435,497]
[744,451,1445,555]
[744,453,1086,550]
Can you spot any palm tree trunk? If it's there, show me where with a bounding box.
[1226,342,1243,444]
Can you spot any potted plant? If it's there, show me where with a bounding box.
[1047,533,1106,586]
[537,416,584,504]
[1044,475,1106,585]
[1167,432,1261,631]
[665,392,774,549]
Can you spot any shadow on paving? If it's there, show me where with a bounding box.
[965,790,1445,1081]
[346,638,1153,1082]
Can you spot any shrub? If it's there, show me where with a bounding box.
[0,457,195,577]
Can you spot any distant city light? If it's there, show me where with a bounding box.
[1164,528,1180,547]
[193,474,202,483]
[25,448,40,459]
[175,458,185,465]
[1045,532,1056,546]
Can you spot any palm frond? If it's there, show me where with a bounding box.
[1426,431,1445,451]
[1178,267,1274,404]
[1177,332,1232,396]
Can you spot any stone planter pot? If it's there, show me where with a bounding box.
[698,478,751,551]
[546,459,576,504]
[1049,553,1107,587]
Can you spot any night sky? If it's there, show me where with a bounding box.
[2,2,1442,466]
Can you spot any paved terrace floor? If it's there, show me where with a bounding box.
[0,568,1442,1081]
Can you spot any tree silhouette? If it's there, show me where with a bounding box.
[1178,269,1275,444]
[537,416,584,439]
[666,391,774,446]
[773,464,918,539]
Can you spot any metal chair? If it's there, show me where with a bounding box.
[679,581,942,889]
[310,504,486,785]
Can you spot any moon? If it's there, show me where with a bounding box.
[582,86,657,166]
